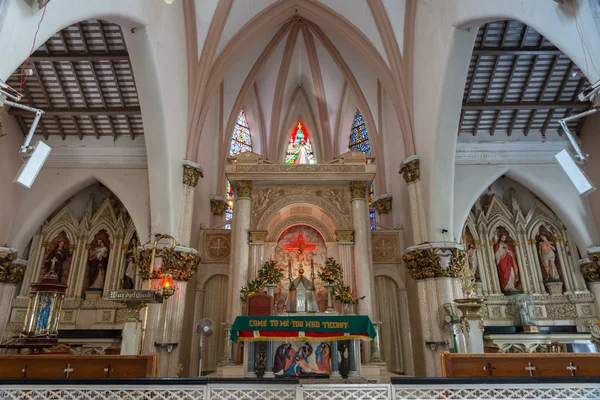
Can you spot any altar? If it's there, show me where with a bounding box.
[231,315,376,378]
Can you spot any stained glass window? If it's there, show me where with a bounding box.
[348,110,376,230]
[285,122,316,164]
[226,110,253,228]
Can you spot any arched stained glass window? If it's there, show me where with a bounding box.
[226,110,253,227]
[285,122,316,164]
[348,110,375,230]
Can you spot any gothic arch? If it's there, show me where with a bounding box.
[268,216,334,244]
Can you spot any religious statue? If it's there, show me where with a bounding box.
[494,227,520,292]
[122,235,138,289]
[284,342,313,376]
[537,231,560,281]
[36,296,53,333]
[338,342,349,379]
[285,123,315,164]
[43,238,69,283]
[88,232,110,290]
[315,342,331,373]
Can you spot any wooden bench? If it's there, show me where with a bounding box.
[0,354,158,378]
[440,352,600,377]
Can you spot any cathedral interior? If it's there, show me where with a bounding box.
[0,0,600,398]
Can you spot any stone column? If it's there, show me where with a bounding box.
[403,243,465,376]
[348,339,360,378]
[454,298,484,353]
[120,304,144,355]
[246,342,256,377]
[373,194,393,228]
[249,231,267,280]
[178,161,204,246]
[227,181,252,323]
[330,340,341,378]
[350,181,375,319]
[335,231,355,290]
[400,156,427,244]
[210,196,228,228]
[580,255,600,316]
[0,249,26,342]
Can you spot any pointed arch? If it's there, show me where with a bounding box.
[226,110,254,225]
[348,109,375,229]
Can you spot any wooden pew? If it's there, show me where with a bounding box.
[440,352,600,377]
[0,354,157,378]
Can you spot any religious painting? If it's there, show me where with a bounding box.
[273,341,331,376]
[462,226,480,280]
[493,226,521,293]
[121,233,138,289]
[274,225,327,312]
[535,225,561,281]
[87,230,111,290]
[41,231,71,284]
[285,123,316,164]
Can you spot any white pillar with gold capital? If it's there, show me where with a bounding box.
[0,249,26,342]
[400,156,427,244]
[350,181,376,319]
[227,181,252,323]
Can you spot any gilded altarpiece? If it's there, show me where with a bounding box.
[462,193,596,334]
[4,193,139,353]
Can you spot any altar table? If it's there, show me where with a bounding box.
[231,315,377,342]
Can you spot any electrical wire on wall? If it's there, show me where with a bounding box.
[19,2,48,93]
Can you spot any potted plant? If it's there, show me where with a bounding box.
[257,259,284,297]
[240,278,265,304]
[334,284,365,315]
[317,257,344,312]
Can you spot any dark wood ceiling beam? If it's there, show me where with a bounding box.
[125,115,134,140]
[507,110,519,137]
[9,107,142,116]
[525,55,559,136]
[472,48,561,56]
[462,101,587,111]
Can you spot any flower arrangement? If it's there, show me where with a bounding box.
[257,259,284,285]
[334,285,365,305]
[240,278,266,304]
[317,257,344,285]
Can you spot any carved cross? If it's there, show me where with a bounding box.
[21,364,29,378]
[566,362,578,376]
[63,363,74,378]
[483,362,496,377]
[50,257,58,273]
[525,362,536,376]
[104,364,114,377]
[284,233,317,260]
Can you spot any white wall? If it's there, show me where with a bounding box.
[0,114,25,246]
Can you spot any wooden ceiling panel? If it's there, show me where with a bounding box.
[6,19,142,140]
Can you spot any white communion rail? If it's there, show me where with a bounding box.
[0,379,599,399]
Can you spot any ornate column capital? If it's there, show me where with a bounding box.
[580,251,600,282]
[373,194,392,214]
[249,230,268,244]
[183,160,204,188]
[234,181,253,198]
[335,230,354,243]
[210,196,228,216]
[0,247,27,284]
[402,242,466,280]
[399,155,420,184]
[138,244,200,281]
[349,181,367,199]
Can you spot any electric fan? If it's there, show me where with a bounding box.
[196,318,214,376]
[437,303,462,351]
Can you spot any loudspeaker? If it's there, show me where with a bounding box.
[555,149,596,196]
[13,141,51,189]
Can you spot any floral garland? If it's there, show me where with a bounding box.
[257,259,284,285]
[317,257,344,285]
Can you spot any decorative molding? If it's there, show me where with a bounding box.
[183,160,204,188]
[46,146,148,167]
[455,141,570,165]
[373,194,392,214]
[210,197,228,216]
[235,181,253,198]
[399,155,420,184]
[138,245,200,281]
[335,230,354,243]
[202,232,231,263]
[0,248,26,284]
[349,181,367,199]
[249,231,268,244]
[372,233,398,263]
[403,242,466,280]
[581,253,600,282]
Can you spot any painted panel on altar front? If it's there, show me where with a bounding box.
[273,341,332,376]
[274,225,328,313]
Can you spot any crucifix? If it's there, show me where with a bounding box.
[284,233,317,276]
[21,364,29,378]
[525,362,536,376]
[104,364,115,377]
[63,363,74,378]
[483,362,496,377]
[49,257,58,275]
[566,362,578,376]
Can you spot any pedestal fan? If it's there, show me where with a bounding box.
[196,318,214,376]
[437,303,462,352]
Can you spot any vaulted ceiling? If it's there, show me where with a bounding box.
[6,19,142,140]
[459,20,591,139]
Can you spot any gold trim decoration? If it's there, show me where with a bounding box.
[402,246,466,280]
[512,240,520,247]
[473,240,481,246]
[85,243,91,250]
[554,236,565,243]
[582,255,600,282]
[68,244,77,253]
[121,244,130,251]
[0,250,26,283]
[210,198,228,216]
[138,245,200,281]
[489,240,494,246]
[335,230,354,243]
[399,157,420,184]
[373,196,392,214]
[528,239,537,245]
[349,181,366,199]
[249,231,268,244]
[183,162,204,188]
[235,181,253,198]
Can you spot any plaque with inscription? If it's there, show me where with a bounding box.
[108,290,163,304]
